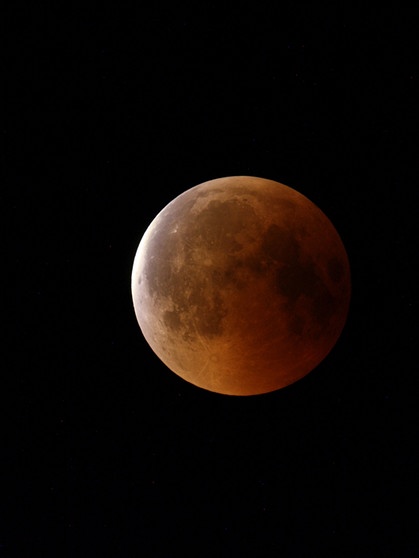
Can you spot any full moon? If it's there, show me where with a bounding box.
[131,176,351,396]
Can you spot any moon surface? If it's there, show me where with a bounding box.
[131,176,351,396]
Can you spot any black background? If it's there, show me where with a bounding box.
[6,5,418,557]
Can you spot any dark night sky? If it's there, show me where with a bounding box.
[6,5,418,557]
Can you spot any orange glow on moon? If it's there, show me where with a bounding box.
[131,176,351,395]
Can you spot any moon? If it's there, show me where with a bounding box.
[131,176,351,396]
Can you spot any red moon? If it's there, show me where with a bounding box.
[131,176,351,396]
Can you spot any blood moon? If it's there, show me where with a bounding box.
[131,176,350,396]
